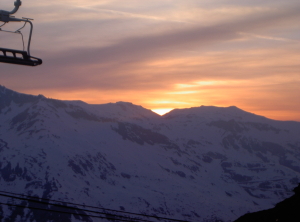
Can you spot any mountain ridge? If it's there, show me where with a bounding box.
[0,85,300,222]
[3,84,296,123]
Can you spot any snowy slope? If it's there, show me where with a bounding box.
[0,85,300,222]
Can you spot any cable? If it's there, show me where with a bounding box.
[0,22,7,28]
[0,190,190,222]
[0,21,27,52]
[0,192,140,222]
[15,22,27,51]
[0,201,146,222]
[19,31,25,51]
[0,190,189,222]
[0,190,131,212]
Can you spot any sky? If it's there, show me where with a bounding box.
[1,0,300,120]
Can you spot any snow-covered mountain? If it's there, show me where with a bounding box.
[0,85,300,222]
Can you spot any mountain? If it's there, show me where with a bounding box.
[234,184,300,222]
[0,85,300,222]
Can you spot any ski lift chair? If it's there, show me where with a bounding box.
[0,0,42,66]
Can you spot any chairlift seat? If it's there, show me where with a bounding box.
[0,47,42,66]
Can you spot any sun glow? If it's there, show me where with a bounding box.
[151,108,174,116]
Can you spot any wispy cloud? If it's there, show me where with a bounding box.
[76,6,193,24]
[40,4,300,69]
[239,32,300,43]
[1,0,300,121]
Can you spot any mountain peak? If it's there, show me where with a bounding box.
[0,86,41,111]
[163,105,261,121]
[85,101,160,121]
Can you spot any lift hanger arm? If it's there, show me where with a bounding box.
[0,0,22,16]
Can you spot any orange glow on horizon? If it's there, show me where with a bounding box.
[7,43,300,123]
[11,86,300,122]
[151,108,174,115]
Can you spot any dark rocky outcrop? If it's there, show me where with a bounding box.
[234,184,300,222]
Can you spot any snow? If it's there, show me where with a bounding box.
[0,86,300,222]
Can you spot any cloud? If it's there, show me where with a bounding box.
[1,0,300,121]
[65,5,299,57]
[27,4,298,83]
[239,32,300,43]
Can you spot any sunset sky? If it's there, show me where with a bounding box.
[1,0,300,120]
